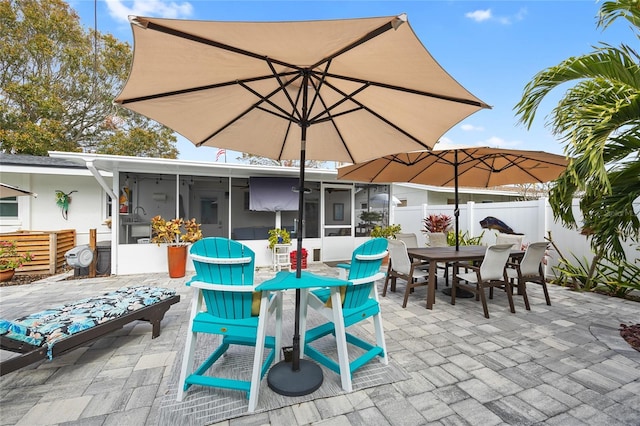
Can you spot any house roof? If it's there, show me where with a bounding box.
[48,151,339,181]
[0,153,85,169]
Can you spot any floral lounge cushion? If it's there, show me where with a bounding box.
[0,286,176,359]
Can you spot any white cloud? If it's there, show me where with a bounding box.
[105,0,193,24]
[515,8,528,21]
[466,7,527,25]
[461,124,484,132]
[465,9,492,22]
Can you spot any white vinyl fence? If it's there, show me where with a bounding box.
[392,198,640,279]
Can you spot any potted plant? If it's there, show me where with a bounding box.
[151,216,203,278]
[268,228,291,250]
[360,211,383,225]
[370,224,401,266]
[0,240,34,282]
[269,228,292,270]
[422,213,452,233]
[370,224,402,239]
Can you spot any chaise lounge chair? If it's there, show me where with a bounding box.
[0,285,180,376]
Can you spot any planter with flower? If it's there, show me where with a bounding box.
[422,214,452,234]
[422,213,452,246]
[151,216,203,278]
[268,228,291,250]
[269,228,292,271]
[0,240,34,282]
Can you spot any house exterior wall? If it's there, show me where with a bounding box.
[392,184,520,207]
[5,153,563,277]
[1,169,111,246]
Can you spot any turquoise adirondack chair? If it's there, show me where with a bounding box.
[177,237,282,412]
[300,238,389,392]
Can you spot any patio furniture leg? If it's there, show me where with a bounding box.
[479,286,490,319]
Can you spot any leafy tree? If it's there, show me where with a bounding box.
[0,0,178,157]
[238,152,326,168]
[515,0,640,261]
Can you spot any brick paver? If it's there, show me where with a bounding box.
[0,265,638,425]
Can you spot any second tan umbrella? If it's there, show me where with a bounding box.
[337,147,569,249]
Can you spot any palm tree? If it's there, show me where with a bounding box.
[515,0,640,262]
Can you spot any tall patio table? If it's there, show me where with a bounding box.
[405,246,524,309]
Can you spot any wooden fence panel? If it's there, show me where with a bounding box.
[0,230,76,274]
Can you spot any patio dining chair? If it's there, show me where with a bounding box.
[177,237,283,412]
[506,241,550,306]
[451,243,515,318]
[383,239,430,308]
[425,232,450,285]
[496,233,524,250]
[396,232,418,248]
[300,238,388,392]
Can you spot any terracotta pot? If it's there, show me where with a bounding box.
[167,245,188,278]
[0,269,15,282]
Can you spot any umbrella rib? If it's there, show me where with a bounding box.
[116,72,295,105]
[308,17,402,70]
[323,72,490,108]
[238,80,300,124]
[315,77,433,150]
[197,78,304,146]
[307,77,369,123]
[267,59,304,123]
[144,20,301,70]
[306,74,357,163]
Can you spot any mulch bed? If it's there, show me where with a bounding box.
[3,273,640,352]
[0,272,107,287]
[619,323,640,352]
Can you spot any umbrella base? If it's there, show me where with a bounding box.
[441,287,474,298]
[267,359,323,396]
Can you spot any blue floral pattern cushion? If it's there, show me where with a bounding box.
[0,286,176,359]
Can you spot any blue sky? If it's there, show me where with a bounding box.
[68,0,634,164]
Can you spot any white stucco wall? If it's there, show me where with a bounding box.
[1,169,112,245]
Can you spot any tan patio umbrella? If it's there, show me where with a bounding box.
[337,147,569,249]
[114,14,489,396]
[0,183,37,199]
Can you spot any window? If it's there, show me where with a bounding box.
[0,197,18,217]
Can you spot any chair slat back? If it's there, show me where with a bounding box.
[189,237,256,319]
[396,233,418,248]
[479,244,513,280]
[343,238,388,309]
[519,242,548,276]
[388,239,412,275]
[496,233,524,250]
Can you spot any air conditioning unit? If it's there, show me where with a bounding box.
[65,245,94,268]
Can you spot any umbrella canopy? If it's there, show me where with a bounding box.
[0,183,37,199]
[114,14,489,164]
[337,147,569,248]
[114,13,489,395]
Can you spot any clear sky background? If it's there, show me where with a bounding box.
[68,0,634,164]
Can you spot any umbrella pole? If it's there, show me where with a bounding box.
[454,150,460,251]
[267,130,323,397]
[442,150,475,297]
